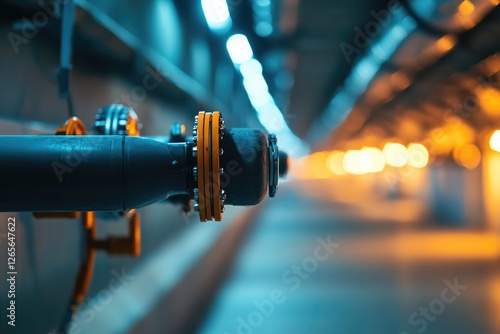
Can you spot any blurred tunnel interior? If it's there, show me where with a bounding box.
[1,0,500,333]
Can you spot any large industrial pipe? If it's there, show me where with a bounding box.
[0,129,280,215]
[0,135,188,212]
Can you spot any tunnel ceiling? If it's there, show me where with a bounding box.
[253,0,390,139]
[245,0,500,147]
[323,6,500,152]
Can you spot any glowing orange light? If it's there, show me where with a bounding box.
[383,143,408,167]
[478,87,500,116]
[483,55,500,73]
[328,151,346,176]
[309,152,332,179]
[362,147,385,173]
[343,150,372,175]
[436,35,457,53]
[453,144,481,169]
[342,232,500,262]
[407,143,429,169]
[458,0,475,16]
[395,232,500,261]
[490,130,500,153]
[483,150,500,229]
[430,121,475,155]
[390,72,411,91]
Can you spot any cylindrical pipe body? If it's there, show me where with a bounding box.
[0,136,187,212]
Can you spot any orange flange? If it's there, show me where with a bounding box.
[195,111,224,221]
[196,112,207,221]
[211,112,222,221]
[203,112,212,220]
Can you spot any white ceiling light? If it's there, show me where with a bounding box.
[226,34,254,65]
[201,0,232,31]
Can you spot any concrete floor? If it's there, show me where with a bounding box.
[199,179,500,334]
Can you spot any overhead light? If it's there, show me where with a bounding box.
[489,130,500,153]
[226,34,254,64]
[454,144,481,169]
[225,35,308,157]
[248,91,273,108]
[343,150,372,175]
[436,35,457,53]
[362,147,386,173]
[407,143,429,168]
[383,142,408,167]
[201,0,232,31]
[328,151,347,176]
[243,75,269,97]
[252,0,273,37]
[478,87,500,117]
[458,0,475,16]
[239,59,263,77]
[255,22,273,37]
